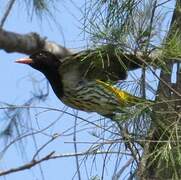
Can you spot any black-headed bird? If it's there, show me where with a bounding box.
[16,47,150,119]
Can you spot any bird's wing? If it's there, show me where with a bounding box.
[59,45,144,90]
[59,49,128,83]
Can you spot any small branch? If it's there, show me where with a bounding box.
[156,0,172,7]
[0,105,120,136]
[32,134,59,160]
[112,158,134,180]
[0,0,16,28]
[144,0,157,53]
[0,150,123,177]
[0,151,55,176]
[73,111,81,180]
[138,56,181,97]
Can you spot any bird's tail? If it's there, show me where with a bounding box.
[96,80,153,120]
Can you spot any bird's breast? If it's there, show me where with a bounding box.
[60,81,123,115]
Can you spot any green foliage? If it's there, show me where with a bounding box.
[83,0,164,54]
[163,31,181,60]
[23,0,58,19]
[145,121,181,179]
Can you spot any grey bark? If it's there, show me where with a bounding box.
[0,28,72,58]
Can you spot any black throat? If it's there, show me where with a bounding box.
[43,69,64,98]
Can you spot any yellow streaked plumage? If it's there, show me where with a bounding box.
[96,80,145,106]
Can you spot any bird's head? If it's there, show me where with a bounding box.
[16,50,61,74]
[16,50,64,97]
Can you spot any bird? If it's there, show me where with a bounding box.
[15,47,149,120]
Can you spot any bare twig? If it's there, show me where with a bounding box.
[144,0,157,53]
[0,124,56,158]
[156,0,172,7]
[73,111,81,180]
[0,150,126,177]
[32,134,59,160]
[0,105,120,136]
[0,0,16,28]
[138,56,181,97]
[0,151,55,176]
[101,144,113,180]
[112,158,134,180]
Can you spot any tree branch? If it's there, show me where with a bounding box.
[0,151,55,176]
[0,150,126,177]
[0,28,72,57]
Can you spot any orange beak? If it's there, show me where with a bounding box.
[15,58,33,64]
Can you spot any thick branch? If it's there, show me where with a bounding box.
[0,28,72,57]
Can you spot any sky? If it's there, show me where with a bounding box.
[0,1,176,180]
[0,1,92,180]
[0,1,124,180]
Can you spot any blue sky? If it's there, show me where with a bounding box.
[0,1,124,180]
[0,1,176,180]
[0,1,89,180]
